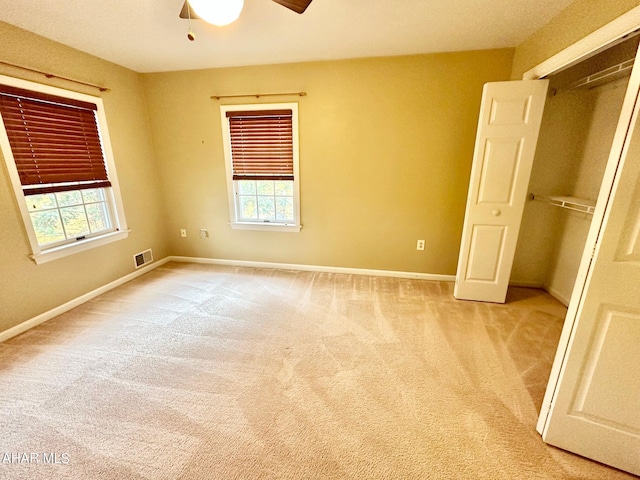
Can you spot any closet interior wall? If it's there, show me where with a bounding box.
[511,35,640,305]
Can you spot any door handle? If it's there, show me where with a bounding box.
[492,209,501,216]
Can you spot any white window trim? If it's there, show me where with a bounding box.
[220,102,302,232]
[229,222,302,232]
[0,75,129,264]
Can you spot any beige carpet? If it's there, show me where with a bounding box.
[0,262,635,479]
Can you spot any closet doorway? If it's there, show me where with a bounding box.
[513,33,640,306]
[456,11,640,474]
[518,23,640,476]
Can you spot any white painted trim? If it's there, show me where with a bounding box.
[542,284,571,307]
[523,6,640,80]
[508,280,570,305]
[0,252,573,344]
[169,256,456,281]
[0,254,454,343]
[31,230,130,264]
[509,280,544,289]
[0,257,171,344]
[229,222,302,232]
[508,280,571,305]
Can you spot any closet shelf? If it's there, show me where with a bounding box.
[566,58,634,91]
[531,194,596,214]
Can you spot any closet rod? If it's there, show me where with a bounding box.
[211,92,307,100]
[0,61,109,92]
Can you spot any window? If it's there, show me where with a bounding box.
[0,76,128,264]
[220,103,301,232]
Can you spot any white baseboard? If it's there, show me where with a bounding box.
[509,280,544,288]
[542,284,571,307]
[0,257,171,344]
[1,255,454,344]
[168,256,456,282]
[508,280,570,306]
[6,252,567,345]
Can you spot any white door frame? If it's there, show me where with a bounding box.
[522,6,640,435]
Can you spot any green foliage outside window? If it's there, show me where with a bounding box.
[237,180,294,222]
[27,189,111,246]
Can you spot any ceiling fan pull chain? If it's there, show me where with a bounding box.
[187,2,195,41]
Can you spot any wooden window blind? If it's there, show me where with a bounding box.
[0,84,111,196]
[226,109,294,181]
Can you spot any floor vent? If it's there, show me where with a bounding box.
[134,249,153,269]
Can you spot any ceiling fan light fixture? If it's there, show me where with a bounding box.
[188,0,244,27]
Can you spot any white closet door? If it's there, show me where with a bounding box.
[539,63,640,476]
[455,80,548,303]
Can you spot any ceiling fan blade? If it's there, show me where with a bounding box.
[271,0,313,14]
[179,1,200,19]
[180,0,312,18]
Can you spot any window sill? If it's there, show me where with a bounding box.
[30,229,130,265]
[229,222,302,232]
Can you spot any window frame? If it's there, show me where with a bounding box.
[0,75,129,264]
[220,103,301,232]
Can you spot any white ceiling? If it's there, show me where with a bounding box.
[0,0,575,73]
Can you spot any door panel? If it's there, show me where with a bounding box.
[570,306,640,431]
[488,95,533,125]
[540,57,640,474]
[477,138,523,204]
[465,225,506,281]
[616,177,640,260]
[455,80,549,303]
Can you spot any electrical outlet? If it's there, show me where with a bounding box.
[180,229,187,238]
[416,239,425,251]
[199,229,209,239]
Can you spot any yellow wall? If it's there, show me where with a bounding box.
[141,50,514,275]
[0,22,169,331]
[2,0,636,333]
[511,0,640,79]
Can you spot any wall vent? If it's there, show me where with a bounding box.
[133,249,153,269]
